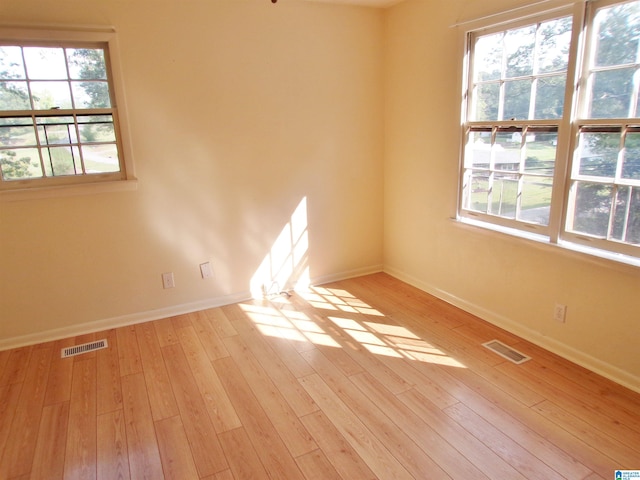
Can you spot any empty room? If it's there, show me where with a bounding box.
[0,0,639,478]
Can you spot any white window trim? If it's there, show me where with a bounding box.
[0,24,136,200]
[456,0,640,267]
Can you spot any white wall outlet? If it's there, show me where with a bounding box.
[162,272,175,289]
[199,262,213,279]
[553,304,567,323]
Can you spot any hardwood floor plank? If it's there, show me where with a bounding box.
[64,358,97,480]
[190,310,229,361]
[0,346,32,386]
[295,449,343,480]
[43,338,76,406]
[350,371,489,479]
[444,401,568,480]
[0,347,50,479]
[226,306,319,416]
[30,401,69,480]
[218,427,269,479]
[175,325,241,433]
[299,410,377,480]
[97,409,130,480]
[298,373,414,480]
[155,415,200,480]
[222,333,318,457]
[532,399,638,469]
[135,322,179,421]
[398,388,529,480]
[0,382,22,467]
[116,326,142,377]
[96,329,123,416]
[214,355,306,480]
[120,373,164,480]
[161,343,228,477]
[204,307,238,338]
[153,317,180,347]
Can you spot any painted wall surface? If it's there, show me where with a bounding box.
[0,0,384,343]
[384,0,640,390]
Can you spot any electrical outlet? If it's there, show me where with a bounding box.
[162,272,175,289]
[553,304,567,323]
[199,262,213,279]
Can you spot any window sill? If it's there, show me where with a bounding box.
[454,216,640,274]
[0,178,138,202]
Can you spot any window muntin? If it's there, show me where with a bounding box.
[460,0,640,261]
[0,38,127,190]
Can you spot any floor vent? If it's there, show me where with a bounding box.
[61,339,108,358]
[482,340,531,364]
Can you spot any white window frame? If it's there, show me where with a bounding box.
[0,25,136,199]
[457,0,640,266]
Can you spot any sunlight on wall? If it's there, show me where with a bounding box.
[239,284,466,368]
[251,197,310,298]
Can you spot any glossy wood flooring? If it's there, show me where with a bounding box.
[1,273,639,479]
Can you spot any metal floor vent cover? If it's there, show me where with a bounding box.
[61,339,108,358]
[482,339,531,364]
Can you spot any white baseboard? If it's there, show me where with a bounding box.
[384,265,640,395]
[310,264,384,286]
[0,290,252,352]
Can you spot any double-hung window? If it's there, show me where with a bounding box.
[0,26,133,193]
[459,0,640,262]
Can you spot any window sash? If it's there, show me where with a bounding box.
[459,0,640,260]
[0,27,133,192]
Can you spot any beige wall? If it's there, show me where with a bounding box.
[384,0,640,391]
[0,0,384,344]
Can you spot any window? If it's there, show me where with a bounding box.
[0,26,133,193]
[459,0,640,262]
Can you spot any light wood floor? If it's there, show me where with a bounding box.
[1,273,639,479]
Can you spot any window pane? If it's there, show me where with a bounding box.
[504,79,531,120]
[538,17,573,74]
[535,74,566,119]
[571,181,613,237]
[37,117,77,145]
[0,81,30,110]
[590,68,635,118]
[83,144,119,173]
[0,148,42,179]
[0,46,26,79]
[0,124,37,147]
[612,186,640,244]
[623,132,640,180]
[42,146,82,176]
[578,131,619,177]
[23,47,67,80]
[494,130,521,170]
[520,176,553,225]
[465,130,491,168]
[467,172,490,212]
[490,173,518,218]
[505,26,535,78]
[593,2,640,67]
[78,116,116,143]
[66,48,107,80]
[71,81,111,108]
[475,83,499,121]
[30,81,73,110]
[475,33,503,82]
[524,131,557,175]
